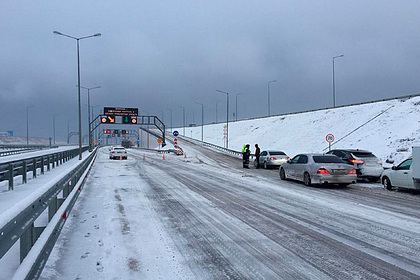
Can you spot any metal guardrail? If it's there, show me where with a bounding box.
[0,148,33,157]
[0,144,58,150]
[172,135,244,157]
[0,149,97,280]
[0,146,89,191]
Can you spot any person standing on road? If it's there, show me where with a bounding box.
[255,144,261,169]
[243,144,251,168]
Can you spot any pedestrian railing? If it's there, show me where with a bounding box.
[0,148,97,280]
[0,146,89,191]
[0,148,33,157]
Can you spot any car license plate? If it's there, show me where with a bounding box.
[332,169,346,175]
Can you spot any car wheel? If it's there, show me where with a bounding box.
[280,168,287,180]
[368,177,380,183]
[303,172,311,186]
[383,177,392,190]
[264,162,267,169]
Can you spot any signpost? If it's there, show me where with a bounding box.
[173,131,179,137]
[326,133,335,151]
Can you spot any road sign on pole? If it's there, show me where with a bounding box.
[325,133,335,143]
[173,131,179,137]
[326,133,335,151]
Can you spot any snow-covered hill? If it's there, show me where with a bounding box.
[181,96,420,165]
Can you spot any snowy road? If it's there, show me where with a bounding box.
[40,141,420,280]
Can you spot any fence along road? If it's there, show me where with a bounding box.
[0,147,96,280]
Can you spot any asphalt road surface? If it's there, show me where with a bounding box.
[41,140,420,280]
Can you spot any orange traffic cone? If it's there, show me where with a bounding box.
[184,152,187,159]
[120,155,122,160]
[162,153,166,160]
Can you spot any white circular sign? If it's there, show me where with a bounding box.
[325,133,335,143]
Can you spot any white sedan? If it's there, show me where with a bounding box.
[381,158,416,190]
[109,146,128,160]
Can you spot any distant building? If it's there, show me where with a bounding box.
[0,131,13,136]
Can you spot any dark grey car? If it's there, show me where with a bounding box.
[326,149,383,182]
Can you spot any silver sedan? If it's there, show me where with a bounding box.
[279,153,357,186]
[255,150,290,169]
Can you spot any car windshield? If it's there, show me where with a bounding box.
[351,152,375,158]
[114,148,125,150]
[313,156,343,163]
[270,152,286,156]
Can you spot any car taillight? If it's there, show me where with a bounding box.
[350,159,364,164]
[377,159,382,165]
[349,169,356,174]
[317,168,330,174]
[286,157,290,161]
[270,157,276,160]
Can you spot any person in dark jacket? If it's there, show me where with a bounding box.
[255,144,261,169]
[243,144,251,168]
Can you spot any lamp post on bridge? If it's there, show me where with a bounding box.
[80,85,101,152]
[332,54,344,108]
[268,80,276,117]
[216,90,230,149]
[195,102,204,142]
[26,105,34,145]
[54,30,101,159]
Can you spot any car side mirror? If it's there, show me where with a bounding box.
[391,166,397,170]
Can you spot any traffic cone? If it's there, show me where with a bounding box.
[143,154,146,160]
[162,153,166,160]
[120,155,122,160]
[184,152,187,159]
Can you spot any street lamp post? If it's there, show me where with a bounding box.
[54,30,101,160]
[216,100,221,123]
[235,93,243,121]
[216,90,230,149]
[332,55,344,107]
[53,113,59,144]
[142,110,150,148]
[80,85,101,152]
[91,105,100,144]
[166,108,173,133]
[26,105,33,145]
[178,106,185,136]
[268,80,276,117]
[195,102,204,142]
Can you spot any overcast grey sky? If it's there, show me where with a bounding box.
[1,1,419,141]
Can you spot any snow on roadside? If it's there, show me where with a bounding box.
[180,96,420,166]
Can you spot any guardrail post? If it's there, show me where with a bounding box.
[22,161,27,184]
[41,157,45,174]
[48,196,58,222]
[47,156,50,171]
[52,155,55,169]
[20,224,34,263]
[20,224,45,263]
[8,163,14,191]
[32,158,37,179]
